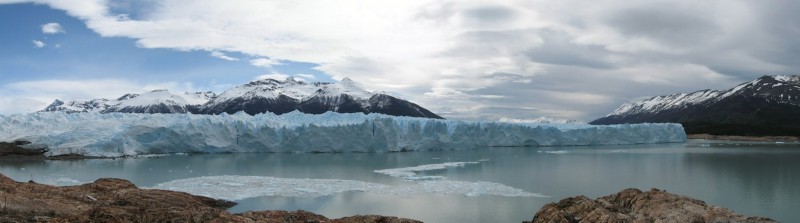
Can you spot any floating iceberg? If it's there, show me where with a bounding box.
[152,161,546,200]
[0,111,686,157]
[374,162,480,181]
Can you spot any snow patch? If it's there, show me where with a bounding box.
[609,90,723,116]
[214,77,375,102]
[498,117,583,124]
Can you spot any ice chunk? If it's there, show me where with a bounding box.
[0,111,687,157]
[385,180,545,197]
[374,162,480,180]
[537,150,569,154]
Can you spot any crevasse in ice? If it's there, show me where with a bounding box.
[0,111,687,157]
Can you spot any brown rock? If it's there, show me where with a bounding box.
[0,173,420,223]
[528,188,777,223]
[334,215,421,223]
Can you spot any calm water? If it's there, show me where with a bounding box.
[1,140,798,222]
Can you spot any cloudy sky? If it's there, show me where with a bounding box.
[1,0,798,121]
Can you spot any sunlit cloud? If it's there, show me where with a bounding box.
[41,22,65,34]
[32,40,45,48]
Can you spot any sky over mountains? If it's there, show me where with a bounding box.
[1,0,799,121]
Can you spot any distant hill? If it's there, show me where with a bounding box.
[42,78,443,119]
[591,75,800,136]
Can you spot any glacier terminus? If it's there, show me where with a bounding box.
[0,111,686,157]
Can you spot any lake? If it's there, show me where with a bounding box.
[1,139,797,222]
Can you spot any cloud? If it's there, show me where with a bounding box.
[3,0,800,120]
[249,58,282,68]
[41,22,65,34]
[254,73,290,81]
[210,51,238,61]
[296,74,316,80]
[32,40,45,48]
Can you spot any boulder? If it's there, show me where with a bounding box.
[528,188,776,223]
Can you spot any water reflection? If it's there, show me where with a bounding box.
[0,140,797,222]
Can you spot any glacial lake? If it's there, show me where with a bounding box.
[1,139,798,222]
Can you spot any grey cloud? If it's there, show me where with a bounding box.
[743,2,800,69]
[462,5,517,24]
[526,29,617,69]
[445,29,541,58]
[605,4,721,47]
[486,73,530,83]
[705,64,769,80]
[677,2,800,80]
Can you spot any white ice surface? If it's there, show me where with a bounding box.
[537,150,569,154]
[374,162,480,180]
[153,176,386,200]
[0,111,686,157]
[151,161,546,200]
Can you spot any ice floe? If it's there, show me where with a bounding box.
[151,161,546,200]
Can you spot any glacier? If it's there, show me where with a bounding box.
[0,111,686,157]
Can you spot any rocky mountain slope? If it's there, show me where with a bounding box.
[528,188,775,223]
[591,75,800,136]
[42,78,443,119]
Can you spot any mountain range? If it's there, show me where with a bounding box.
[42,78,443,119]
[591,75,800,136]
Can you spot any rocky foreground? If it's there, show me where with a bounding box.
[0,173,420,223]
[527,188,776,223]
[0,170,779,223]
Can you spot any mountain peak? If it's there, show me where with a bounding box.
[248,77,306,86]
[592,74,800,136]
[764,75,800,84]
[40,78,443,119]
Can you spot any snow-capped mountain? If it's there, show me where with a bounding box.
[591,75,800,136]
[43,90,216,114]
[42,78,443,119]
[498,117,583,124]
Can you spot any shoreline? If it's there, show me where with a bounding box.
[0,172,775,222]
[0,173,421,223]
[3,133,797,162]
[687,134,800,142]
[0,142,100,161]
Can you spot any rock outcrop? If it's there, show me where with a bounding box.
[0,141,45,158]
[0,173,420,223]
[528,188,776,223]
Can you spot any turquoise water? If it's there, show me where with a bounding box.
[0,140,797,222]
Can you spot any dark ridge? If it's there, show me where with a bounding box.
[591,75,800,136]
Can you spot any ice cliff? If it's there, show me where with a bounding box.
[0,111,686,157]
